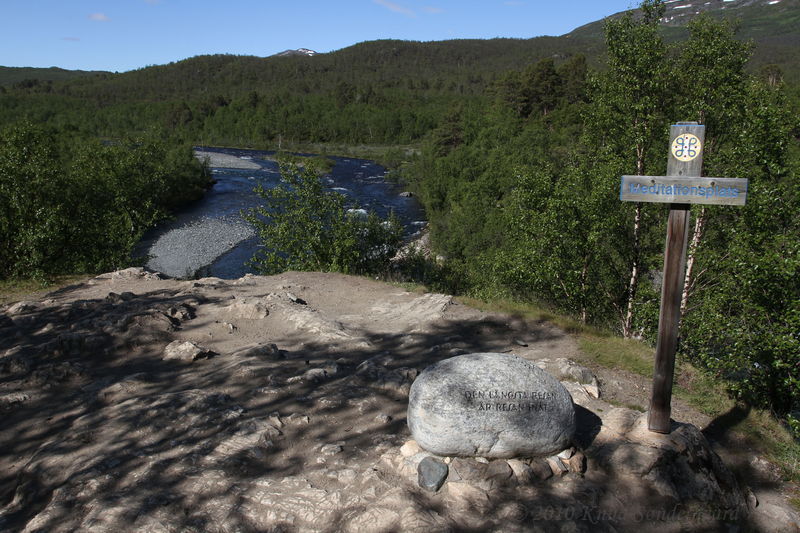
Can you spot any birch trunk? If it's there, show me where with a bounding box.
[623,202,642,337]
[623,148,646,337]
[681,207,706,321]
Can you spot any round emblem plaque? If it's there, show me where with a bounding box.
[671,133,702,162]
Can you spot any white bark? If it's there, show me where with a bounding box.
[681,207,706,321]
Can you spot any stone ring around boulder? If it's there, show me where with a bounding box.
[408,352,576,458]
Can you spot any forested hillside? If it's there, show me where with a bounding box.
[0,37,596,147]
[0,66,109,87]
[1,0,798,148]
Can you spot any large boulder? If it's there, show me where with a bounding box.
[408,352,575,458]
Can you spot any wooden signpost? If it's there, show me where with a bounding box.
[620,122,749,434]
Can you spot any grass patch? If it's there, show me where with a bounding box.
[577,335,654,377]
[387,280,429,294]
[674,364,800,488]
[0,274,91,306]
[603,397,646,412]
[454,296,597,336]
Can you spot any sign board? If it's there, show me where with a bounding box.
[620,176,748,206]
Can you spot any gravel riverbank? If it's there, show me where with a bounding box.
[145,217,255,278]
[140,150,264,278]
[194,150,263,170]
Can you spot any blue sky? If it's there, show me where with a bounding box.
[1,0,639,72]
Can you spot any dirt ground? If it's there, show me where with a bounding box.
[0,269,797,532]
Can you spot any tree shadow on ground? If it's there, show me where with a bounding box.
[0,280,759,532]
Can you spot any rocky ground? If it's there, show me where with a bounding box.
[0,269,798,532]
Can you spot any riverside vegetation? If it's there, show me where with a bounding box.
[0,0,798,480]
[0,124,211,278]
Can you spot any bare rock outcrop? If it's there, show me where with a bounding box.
[0,269,795,532]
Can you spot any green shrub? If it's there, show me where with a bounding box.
[244,161,403,276]
[0,122,209,278]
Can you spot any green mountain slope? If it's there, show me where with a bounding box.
[569,0,800,81]
[0,0,796,146]
[0,66,109,88]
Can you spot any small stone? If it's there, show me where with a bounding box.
[321,444,344,456]
[0,392,30,408]
[446,482,490,511]
[555,358,589,382]
[529,458,554,481]
[287,292,307,305]
[336,469,358,484]
[406,452,433,469]
[223,406,244,420]
[558,447,575,460]
[513,339,528,347]
[375,413,392,424]
[162,340,211,362]
[35,323,55,335]
[417,457,448,492]
[475,457,489,464]
[262,425,283,439]
[286,413,310,425]
[6,301,37,315]
[232,343,281,359]
[486,460,514,481]
[449,458,487,482]
[566,451,586,474]
[301,368,329,382]
[267,412,284,428]
[485,460,515,488]
[225,298,269,319]
[507,459,534,484]
[400,440,422,458]
[106,291,135,303]
[546,456,569,477]
[583,384,600,399]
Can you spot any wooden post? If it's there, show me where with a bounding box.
[648,123,705,433]
[620,124,747,433]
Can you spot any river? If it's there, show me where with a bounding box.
[135,147,426,279]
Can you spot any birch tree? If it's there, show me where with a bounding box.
[584,0,672,337]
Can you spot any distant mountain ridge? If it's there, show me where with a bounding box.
[660,0,795,24]
[0,66,109,87]
[566,0,800,80]
[0,0,800,86]
[273,48,318,58]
